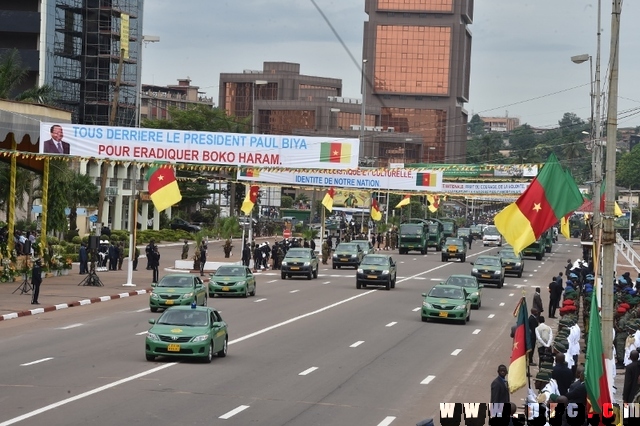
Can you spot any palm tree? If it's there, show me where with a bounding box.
[0,163,35,222]
[0,49,54,102]
[67,173,100,232]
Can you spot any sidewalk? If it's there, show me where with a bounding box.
[0,237,262,322]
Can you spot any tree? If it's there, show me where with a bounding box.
[468,114,485,136]
[0,164,36,222]
[616,146,640,189]
[466,132,504,164]
[0,49,54,103]
[46,160,72,234]
[67,172,100,232]
[508,124,536,152]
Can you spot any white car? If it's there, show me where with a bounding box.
[482,226,503,246]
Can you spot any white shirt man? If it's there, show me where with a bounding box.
[567,323,581,369]
[536,320,553,350]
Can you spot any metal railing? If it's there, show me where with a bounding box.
[615,233,640,274]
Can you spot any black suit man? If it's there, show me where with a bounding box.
[31,259,42,305]
[42,124,70,154]
[490,364,510,403]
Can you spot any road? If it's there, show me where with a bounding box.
[0,239,582,426]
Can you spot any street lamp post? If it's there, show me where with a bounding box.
[427,146,435,164]
[404,138,412,165]
[252,80,268,133]
[327,108,340,135]
[137,35,160,127]
[360,59,368,161]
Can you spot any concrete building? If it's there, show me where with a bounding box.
[480,116,521,133]
[141,78,214,121]
[362,0,473,164]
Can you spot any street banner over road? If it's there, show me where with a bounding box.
[236,167,443,191]
[39,123,360,169]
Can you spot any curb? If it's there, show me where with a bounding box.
[0,288,152,322]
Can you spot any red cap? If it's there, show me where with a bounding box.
[618,307,628,314]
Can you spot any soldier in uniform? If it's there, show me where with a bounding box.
[321,240,330,265]
[615,307,629,368]
[390,229,398,250]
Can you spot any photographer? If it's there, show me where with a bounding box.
[31,258,42,305]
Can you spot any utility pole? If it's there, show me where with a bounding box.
[97,48,125,226]
[601,0,622,360]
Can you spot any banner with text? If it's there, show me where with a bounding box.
[237,168,443,191]
[39,123,360,169]
[442,182,530,194]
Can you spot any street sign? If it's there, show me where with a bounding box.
[283,229,292,239]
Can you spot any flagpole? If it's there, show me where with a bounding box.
[123,162,137,287]
[321,201,326,249]
[385,190,390,224]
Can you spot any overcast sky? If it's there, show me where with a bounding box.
[141,0,640,130]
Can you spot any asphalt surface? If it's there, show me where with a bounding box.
[0,238,589,426]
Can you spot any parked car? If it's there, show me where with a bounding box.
[208,265,256,297]
[441,237,467,262]
[471,255,505,288]
[149,273,207,312]
[145,305,228,363]
[498,248,525,278]
[421,284,471,324]
[332,242,365,269]
[356,254,397,290]
[170,218,201,233]
[440,274,483,309]
[281,248,319,280]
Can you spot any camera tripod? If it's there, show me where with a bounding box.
[13,274,33,295]
[78,249,103,287]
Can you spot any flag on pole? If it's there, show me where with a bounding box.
[560,213,572,239]
[426,194,440,213]
[146,165,182,212]
[322,187,335,212]
[599,182,623,217]
[584,290,612,419]
[508,296,530,393]
[371,198,382,221]
[241,185,260,215]
[395,194,411,209]
[494,153,584,254]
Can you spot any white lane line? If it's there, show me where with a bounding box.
[289,290,300,293]
[472,329,481,335]
[412,307,420,312]
[420,375,435,385]
[299,367,318,376]
[135,308,148,313]
[59,323,83,330]
[350,341,364,348]
[386,322,397,327]
[377,416,396,426]
[499,302,505,306]
[515,285,523,288]
[219,405,250,420]
[254,298,267,303]
[267,279,277,283]
[20,357,53,366]
[523,279,529,282]
[488,314,495,318]
[413,277,426,280]
[135,331,148,336]
[451,349,462,356]
[3,265,452,425]
[322,281,331,285]
[509,293,514,297]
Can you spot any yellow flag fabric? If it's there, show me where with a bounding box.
[371,198,383,221]
[322,187,335,212]
[560,215,571,239]
[395,195,411,209]
[241,185,259,215]
[615,202,623,217]
[426,194,439,213]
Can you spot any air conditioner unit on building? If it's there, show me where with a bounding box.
[387,127,395,133]
[350,125,361,131]
[374,126,383,132]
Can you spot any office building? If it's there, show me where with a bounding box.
[141,78,214,121]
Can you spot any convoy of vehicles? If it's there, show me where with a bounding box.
[440,218,458,239]
[149,273,208,312]
[421,284,471,324]
[208,265,256,297]
[441,237,467,262]
[498,248,525,278]
[281,248,319,280]
[332,242,365,269]
[482,226,503,246]
[470,255,506,288]
[398,221,429,254]
[356,254,397,290]
[426,220,445,251]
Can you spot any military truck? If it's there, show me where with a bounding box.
[522,237,545,260]
[398,221,429,254]
[440,218,458,239]
[426,219,445,252]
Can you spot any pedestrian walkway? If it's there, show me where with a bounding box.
[0,238,262,322]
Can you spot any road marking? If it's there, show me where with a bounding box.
[515,285,523,288]
[420,375,435,384]
[499,302,505,306]
[254,298,267,303]
[509,293,514,297]
[289,290,300,293]
[299,367,318,376]
[267,279,277,283]
[323,281,331,285]
[20,357,53,366]
[219,405,250,419]
[488,314,495,318]
[451,349,462,356]
[135,308,148,313]
[377,416,396,426]
[59,323,83,330]
[386,322,397,327]
[135,331,148,336]
[412,307,420,312]
[473,329,481,334]
[350,341,364,348]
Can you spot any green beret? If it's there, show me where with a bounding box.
[539,362,554,371]
[553,339,568,353]
[535,370,551,382]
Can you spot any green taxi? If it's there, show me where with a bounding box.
[333,242,365,269]
[209,265,256,298]
[470,255,505,288]
[356,254,397,290]
[149,273,207,313]
[145,305,228,363]
[498,248,525,278]
[281,248,319,280]
[441,237,467,262]
[421,284,471,324]
[441,274,483,309]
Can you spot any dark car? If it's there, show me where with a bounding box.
[170,218,201,233]
[356,254,397,290]
[498,248,525,278]
[441,237,467,262]
[332,242,365,269]
[470,255,505,288]
[281,248,319,280]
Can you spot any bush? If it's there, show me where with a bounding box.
[72,236,82,244]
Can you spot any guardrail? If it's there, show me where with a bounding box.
[616,233,640,274]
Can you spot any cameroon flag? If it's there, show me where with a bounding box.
[494,153,583,254]
[241,185,260,215]
[320,142,351,163]
[415,172,437,187]
[508,296,530,393]
[395,194,411,208]
[371,198,382,221]
[146,165,182,212]
[584,290,612,417]
[322,187,335,212]
[240,168,259,178]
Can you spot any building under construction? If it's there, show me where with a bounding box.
[50,0,142,126]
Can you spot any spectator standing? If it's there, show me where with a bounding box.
[108,242,118,271]
[145,240,155,270]
[551,353,574,396]
[117,242,124,270]
[181,241,189,260]
[535,316,553,361]
[532,287,544,317]
[199,241,207,276]
[31,258,42,305]
[133,247,140,271]
[548,277,560,318]
[490,365,510,403]
[528,308,540,365]
[148,245,160,283]
[242,243,251,267]
[623,350,640,403]
[79,243,88,274]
